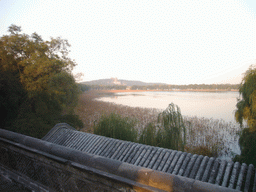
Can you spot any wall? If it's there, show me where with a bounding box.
[0,128,240,191]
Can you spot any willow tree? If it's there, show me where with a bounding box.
[234,65,256,166]
[0,25,82,138]
[156,103,186,151]
[235,65,256,132]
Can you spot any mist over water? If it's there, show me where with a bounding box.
[97,91,239,123]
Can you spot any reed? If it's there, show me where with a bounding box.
[184,116,240,157]
[74,91,160,132]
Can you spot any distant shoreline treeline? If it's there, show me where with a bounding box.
[79,83,239,91]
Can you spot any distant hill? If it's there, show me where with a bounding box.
[80,78,239,91]
[81,78,166,86]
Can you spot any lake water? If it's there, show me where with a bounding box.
[97,91,240,123]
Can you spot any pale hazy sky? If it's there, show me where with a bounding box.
[1,0,256,84]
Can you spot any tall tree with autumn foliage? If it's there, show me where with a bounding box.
[0,25,83,138]
[234,65,256,166]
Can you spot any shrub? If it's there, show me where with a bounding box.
[234,128,256,166]
[139,122,158,146]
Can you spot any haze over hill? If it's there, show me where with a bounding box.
[81,78,239,89]
[82,78,166,86]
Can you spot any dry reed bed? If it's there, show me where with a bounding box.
[184,117,240,158]
[74,90,160,133]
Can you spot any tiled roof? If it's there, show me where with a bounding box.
[43,123,256,191]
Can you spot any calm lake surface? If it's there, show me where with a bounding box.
[97,91,240,123]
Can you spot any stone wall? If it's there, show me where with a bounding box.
[0,128,241,191]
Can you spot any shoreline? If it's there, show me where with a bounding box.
[100,89,239,93]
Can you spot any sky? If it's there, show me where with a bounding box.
[0,0,256,85]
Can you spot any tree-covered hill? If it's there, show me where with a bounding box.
[81,78,239,91]
[82,78,166,86]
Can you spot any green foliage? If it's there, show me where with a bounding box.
[48,71,81,114]
[234,128,256,167]
[139,123,158,146]
[235,65,256,131]
[234,65,256,165]
[78,83,90,92]
[156,103,186,151]
[93,113,138,142]
[137,103,186,151]
[0,70,26,128]
[0,25,83,138]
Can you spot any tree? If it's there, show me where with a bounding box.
[156,103,186,151]
[235,65,256,132]
[8,24,21,34]
[234,65,256,166]
[0,25,83,138]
